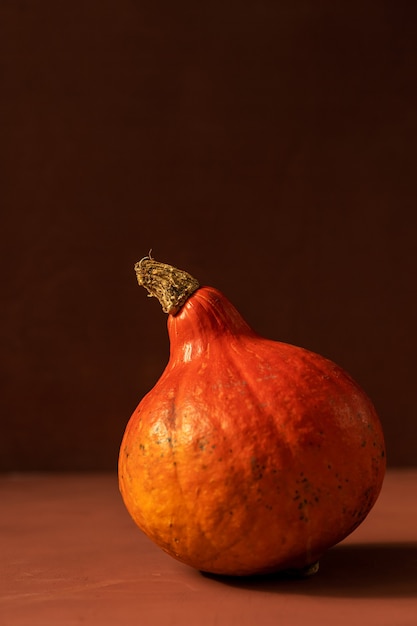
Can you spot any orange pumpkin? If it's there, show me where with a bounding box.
[118,257,385,576]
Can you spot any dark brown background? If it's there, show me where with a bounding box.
[1,1,416,470]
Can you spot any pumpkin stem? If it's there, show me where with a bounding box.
[134,256,200,314]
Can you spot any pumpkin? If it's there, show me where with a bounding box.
[118,256,386,577]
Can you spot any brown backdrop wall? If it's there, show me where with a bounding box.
[1,1,416,470]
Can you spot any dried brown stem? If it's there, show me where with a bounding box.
[134,256,200,314]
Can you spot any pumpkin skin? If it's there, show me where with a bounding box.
[119,269,386,577]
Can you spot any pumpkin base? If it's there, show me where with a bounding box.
[287,560,320,578]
